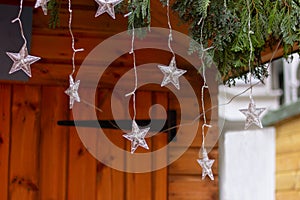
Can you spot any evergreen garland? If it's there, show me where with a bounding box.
[48,0,61,29]
[172,0,300,85]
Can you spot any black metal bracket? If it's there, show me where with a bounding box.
[57,110,177,142]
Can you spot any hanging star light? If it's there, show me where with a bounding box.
[35,0,50,15]
[65,75,80,109]
[157,56,187,90]
[6,43,41,77]
[239,97,266,129]
[123,120,150,154]
[94,0,123,19]
[197,148,215,181]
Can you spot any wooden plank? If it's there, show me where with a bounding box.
[38,86,69,199]
[276,116,300,138]
[26,64,214,99]
[169,175,219,200]
[96,89,125,200]
[32,9,128,33]
[30,34,172,63]
[276,171,300,191]
[277,151,300,173]
[276,132,300,154]
[169,147,218,175]
[9,85,41,200]
[126,91,152,200]
[276,190,300,200]
[168,92,219,148]
[67,87,97,200]
[152,92,168,200]
[96,129,125,200]
[0,84,12,200]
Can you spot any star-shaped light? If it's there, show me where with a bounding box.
[65,75,80,109]
[123,120,150,154]
[35,0,50,15]
[239,97,266,129]
[157,56,187,90]
[6,43,41,77]
[197,148,215,181]
[94,0,123,19]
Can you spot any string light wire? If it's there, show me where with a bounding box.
[68,0,84,76]
[246,0,254,97]
[125,17,138,122]
[12,0,27,47]
[167,0,175,57]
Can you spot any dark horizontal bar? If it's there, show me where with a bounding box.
[57,119,173,133]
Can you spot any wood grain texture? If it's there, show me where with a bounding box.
[152,92,168,200]
[276,132,300,154]
[126,91,152,200]
[169,175,219,200]
[67,88,97,200]
[38,86,69,199]
[276,116,300,138]
[96,89,125,200]
[276,190,300,200]
[276,115,300,198]
[0,84,11,200]
[277,151,300,172]
[169,148,218,175]
[276,171,300,191]
[9,85,41,200]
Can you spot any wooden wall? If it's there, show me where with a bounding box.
[0,0,219,199]
[275,116,300,200]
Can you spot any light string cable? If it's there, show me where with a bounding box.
[199,66,212,155]
[12,0,27,46]
[167,0,175,57]
[68,0,101,111]
[125,19,138,122]
[247,0,254,99]
[68,0,84,77]
[197,9,212,157]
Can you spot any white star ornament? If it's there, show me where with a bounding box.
[123,120,150,154]
[157,56,187,90]
[6,44,41,77]
[94,0,123,19]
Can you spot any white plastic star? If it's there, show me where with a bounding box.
[65,75,80,109]
[197,148,215,181]
[94,0,123,19]
[123,120,150,154]
[35,0,50,15]
[239,97,266,129]
[6,43,41,77]
[157,56,187,90]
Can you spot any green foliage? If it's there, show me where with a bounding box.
[126,0,151,37]
[48,0,61,29]
[172,0,300,85]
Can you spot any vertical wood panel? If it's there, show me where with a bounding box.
[152,92,168,200]
[67,87,97,200]
[0,84,12,200]
[39,86,68,199]
[126,91,152,200]
[96,90,125,200]
[9,85,41,200]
